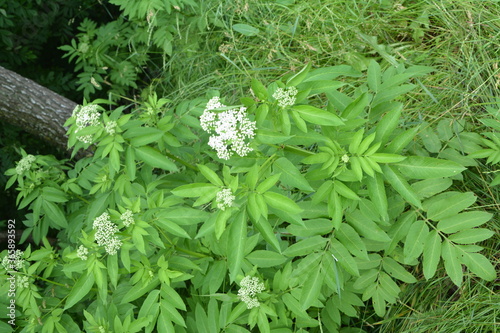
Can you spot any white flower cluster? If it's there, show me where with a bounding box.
[120,210,135,227]
[1,250,25,271]
[16,155,36,175]
[341,154,350,163]
[17,275,29,289]
[238,276,265,309]
[105,121,117,135]
[72,104,101,144]
[272,86,298,108]
[92,212,122,255]
[216,188,235,211]
[77,245,89,261]
[200,96,256,160]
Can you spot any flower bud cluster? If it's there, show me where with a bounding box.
[216,188,235,211]
[200,96,256,160]
[1,250,25,271]
[105,121,117,135]
[72,104,101,143]
[272,86,298,108]
[17,275,29,289]
[237,276,265,309]
[16,155,36,175]
[93,212,122,255]
[77,245,89,261]
[120,210,135,227]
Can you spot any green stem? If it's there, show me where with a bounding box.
[164,151,198,171]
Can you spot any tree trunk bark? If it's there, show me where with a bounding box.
[0,65,77,153]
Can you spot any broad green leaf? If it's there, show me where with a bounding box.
[395,156,465,179]
[287,218,333,237]
[287,62,311,87]
[333,180,360,200]
[233,23,260,36]
[246,250,287,268]
[283,235,327,257]
[251,79,268,100]
[411,178,452,199]
[382,257,417,283]
[125,145,136,180]
[171,183,218,198]
[43,200,68,228]
[372,288,386,317]
[384,126,421,153]
[448,228,495,244]
[353,269,378,290]
[161,299,186,327]
[366,173,389,222]
[138,290,160,320]
[293,105,344,126]
[330,239,359,276]
[282,293,309,319]
[423,230,442,280]
[341,92,371,119]
[367,60,381,92]
[336,223,368,260]
[64,272,95,310]
[304,65,361,82]
[160,207,210,225]
[274,157,313,191]
[300,268,324,310]
[299,80,345,95]
[425,192,477,221]
[369,153,406,164]
[121,278,161,304]
[156,218,191,239]
[378,272,400,300]
[107,255,119,288]
[256,129,293,144]
[404,220,429,263]
[437,211,492,234]
[228,210,246,281]
[373,84,415,106]
[197,164,224,186]
[252,217,281,252]
[349,128,364,154]
[420,125,442,153]
[135,146,177,171]
[347,210,391,243]
[42,187,67,203]
[461,252,496,281]
[263,191,303,215]
[125,127,164,147]
[382,165,422,209]
[441,241,462,286]
[215,209,231,239]
[374,103,403,145]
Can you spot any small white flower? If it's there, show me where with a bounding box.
[272,87,298,108]
[120,210,135,227]
[15,155,36,175]
[200,97,256,160]
[341,154,349,163]
[72,104,101,144]
[1,250,25,271]
[238,276,265,309]
[105,121,117,135]
[77,245,89,261]
[216,188,235,210]
[92,212,122,255]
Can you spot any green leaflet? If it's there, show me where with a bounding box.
[274,157,313,191]
[382,257,417,283]
[292,105,344,126]
[246,250,287,268]
[422,230,442,280]
[441,241,463,286]
[64,272,95,310]
[135,146,178,172]
[437,211,492,234]
[395,156,465,179]
[404,220,429,264]
[382,165,422,208]
[336,223,369,260]
[425,191,477,221]
[283,235,328,257]
[227,210,247,281]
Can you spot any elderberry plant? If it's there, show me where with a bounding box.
[1,61,497,333]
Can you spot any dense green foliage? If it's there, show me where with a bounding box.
[1,0,499,332]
